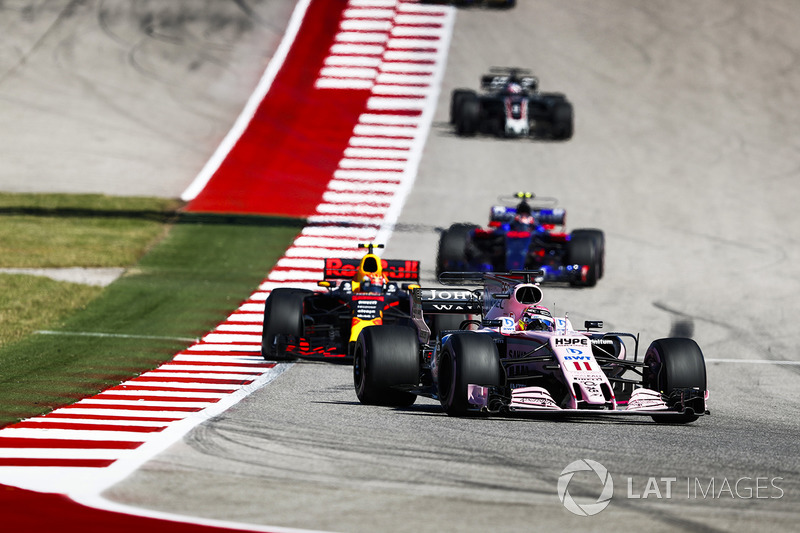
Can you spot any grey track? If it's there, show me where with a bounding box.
[4,1,800,532]
[0,0,295,197]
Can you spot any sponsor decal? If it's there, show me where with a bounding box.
[426,289,473,300]
[324,258,419,280]
[354,298,381,320]
[555,337,589,346]
[571,373,604,382]
[564,355,590,361]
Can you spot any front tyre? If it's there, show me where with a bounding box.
[438,333,504,416]
[571,229,605,279]
[354,325,419,407]
[455,93,480,136]
[644,338,707,424]
[436,223,478,276]
[261,288,311,361]
[450,88,475,124]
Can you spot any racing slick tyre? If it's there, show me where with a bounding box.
[566,233,599,287]
[261,288,311,361]
[354,325,419,407]
[436,223,478,277]
[643,338,707,424]
[438,333,504,416]
[551,101,573,140]
[450,89,475,124]
[455,93,480,136]
[571,229,605,279]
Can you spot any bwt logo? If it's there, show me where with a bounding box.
[557,459,613,516]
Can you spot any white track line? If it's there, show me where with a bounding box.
[180,0,313,201]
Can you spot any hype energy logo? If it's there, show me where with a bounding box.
[557,459,614,516]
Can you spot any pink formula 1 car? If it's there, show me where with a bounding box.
[353,271,709,423]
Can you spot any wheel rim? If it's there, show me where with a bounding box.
[353,343,366,395]
[439,350,455,407]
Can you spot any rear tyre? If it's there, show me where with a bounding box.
[571,229,605,279]
[436,223,478,277]
[261,288,311,361]
[566,233,599,287]
[455,94,480,136]
[552,101,573,140]
[438,333,504,416]
[450,89,475,124]
[354,325,419,407]
[643,338,707,424]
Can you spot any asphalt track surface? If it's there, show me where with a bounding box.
[0,0,295,197]
[3,1,800,532]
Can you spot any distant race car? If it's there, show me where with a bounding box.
[353,270,709,423]
[450,67,573,140]
[260,244,421,362]
[436,192,605,287]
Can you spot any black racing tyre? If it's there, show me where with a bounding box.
[261,288,311,361]
[450,88,475,124]
[354,325,419,407]
[438,333,504,416]
[551,101,573,140]
[571,229,605,279]
[643,338,707,424]
[455,93,480,136]
[566,233,599,287]
[436,223,478,276]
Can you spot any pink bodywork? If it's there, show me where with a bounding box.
[472,282,670,412]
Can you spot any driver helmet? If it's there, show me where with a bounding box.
[518,305,555,332]
[507,82,523,94]
[513,200,534,226]
[360,273,386,293]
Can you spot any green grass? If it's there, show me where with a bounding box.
[0,274,104,348]
[0,192,302,426]
[0,193,181,267]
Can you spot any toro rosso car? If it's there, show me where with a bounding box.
[354,271,709,423]
[450,67,573,140]
[261,244,421,362]
[437,192,604,287]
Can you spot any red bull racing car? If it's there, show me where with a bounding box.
[450,67,573,140]
[262,244,454,361]
[354,270,709,423]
